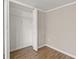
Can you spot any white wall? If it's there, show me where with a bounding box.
[9,2,33,51]
[9,2,46,51]
[46,4,76,56]
[38,11,46,48]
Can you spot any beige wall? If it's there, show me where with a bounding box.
[46,4,76,56]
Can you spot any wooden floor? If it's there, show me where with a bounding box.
[10,46,74,59]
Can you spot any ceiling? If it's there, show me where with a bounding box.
[11,0,75,11]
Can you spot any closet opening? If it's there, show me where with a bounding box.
[9,1,38,53]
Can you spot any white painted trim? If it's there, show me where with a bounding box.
[9,0,34,9]
[46,1,76,12]
[45,44,76,58]
[32,8,38,51]
[36,44,76,58]
[38,44,45,48]
[10,44,42,52]
[37,8,45,12]
[9,0,75,13]
[4,0,10,59]
[9,0,45,12]
[10,44,32,52]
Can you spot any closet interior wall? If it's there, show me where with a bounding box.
[9,1,33,51]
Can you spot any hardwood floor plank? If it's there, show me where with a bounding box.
[10,46,74,59]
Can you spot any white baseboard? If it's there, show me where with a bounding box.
[10,44,45,52]
[38,44,76,58]
[10,44,32,52]
[45,44,76,58]
[38,44,45,48]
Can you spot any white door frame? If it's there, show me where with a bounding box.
[32,8,38,51]
[4,0,10,59]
